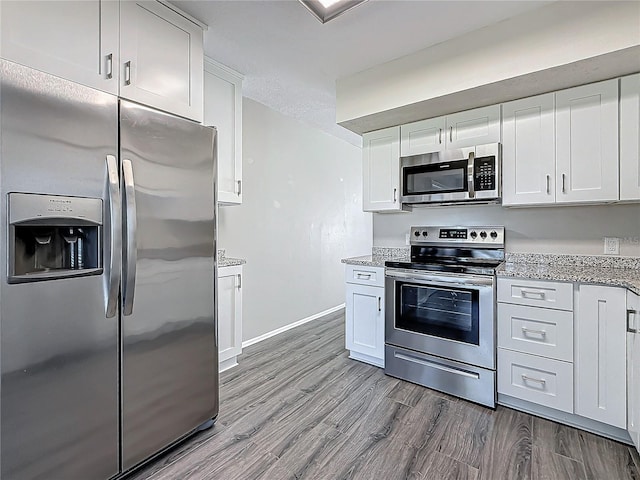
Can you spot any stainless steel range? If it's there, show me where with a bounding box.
[384,225,504,408]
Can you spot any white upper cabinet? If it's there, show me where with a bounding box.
[363,126,407,212]
[446,105,501,150]
[204,59,243,205]
[400,116,446,156]
[620,73,640,201]
[120,1,204,122]
[0,1,204,121]
[0,0,119,94]
[556,79,619,203]
[502,93,556,206]
[400,105,500,156]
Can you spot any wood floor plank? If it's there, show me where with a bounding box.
[532,415,584,463]
[531,445,587,480]
[130,313,640,480]
[578,430,640,480]
[414,449,480,480]
[477,407,532,480]
[429,400,494,469]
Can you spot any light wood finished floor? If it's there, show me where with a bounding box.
[128,312,640,480]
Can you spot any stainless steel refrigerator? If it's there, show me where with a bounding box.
[0,60,219,479]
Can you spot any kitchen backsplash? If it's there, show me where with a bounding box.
[373,203,640,257]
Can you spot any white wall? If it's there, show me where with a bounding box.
[336,1,640,133]
[218,98,372,342]
[374,204,640,257]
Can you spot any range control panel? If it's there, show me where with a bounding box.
[411,226,505,246]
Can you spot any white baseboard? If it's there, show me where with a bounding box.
[242,304,345,348]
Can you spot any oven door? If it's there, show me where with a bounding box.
[385,268,495,370]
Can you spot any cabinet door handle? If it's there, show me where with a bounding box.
[438,128,442,144]
[546,174,550,194]
[393,188,397,203]
[522,326,547,337]
[237,180,242,195]
[628,309,638,333]
[124,61,132,86]
[449,126,453,142]
[561,173,566,193]
[520,288,546,299]
[522,374,546,386]
[237,274,242,289]
[378,297,381,312]
[106,53,113,79]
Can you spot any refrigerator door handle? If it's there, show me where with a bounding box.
[106,155,122,318]
[122,159,138,316]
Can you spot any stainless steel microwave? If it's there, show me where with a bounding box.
[401,143,501,205]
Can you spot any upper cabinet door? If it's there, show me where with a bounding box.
[502,93,556,206]
[120,1,203,122]
[363,127,405,212]
[0,0,119,94]
[555,79,619,203]
[446,105,501,150]
[621,74,640,201]
[204,59,243,205]
[400,116,446,156]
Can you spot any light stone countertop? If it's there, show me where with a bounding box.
[218,249,246,268]
[341,247,410,268]
[497,253,640,296]
[342,249,640,295]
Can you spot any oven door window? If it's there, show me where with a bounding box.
[396,282,479,345]
[403,159,468,196]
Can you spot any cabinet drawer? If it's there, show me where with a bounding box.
[498,349,573,413]
[498,303,573,361]
[345,265,384,287]
[497,277,573,311]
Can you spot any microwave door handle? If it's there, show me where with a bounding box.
[122,159,138,316]
[105,155,121,318]
[467,152,475,198]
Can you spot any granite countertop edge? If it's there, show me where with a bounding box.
[341,255,407,268]
[219,257,246,267]
[496,262,640,296]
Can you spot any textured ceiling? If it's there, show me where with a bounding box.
[172,0,553,146]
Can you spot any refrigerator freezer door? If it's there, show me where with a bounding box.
[0,60,120,479]
[119,100,218,470]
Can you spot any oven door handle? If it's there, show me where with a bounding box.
[385,268,494,288]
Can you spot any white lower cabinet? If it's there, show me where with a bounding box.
[498,349,573,413]
[218,265,242,372]
[627,291,640,452]
[345,265,385,367]
[575,285,627,429]
[498,278,632,440]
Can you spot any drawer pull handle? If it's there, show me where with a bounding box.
[356,273,372,279]
[520,289,546,299]
[521,374,546,386]
[522,326,547,337]
[628,309,638,333]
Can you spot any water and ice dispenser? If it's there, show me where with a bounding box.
[8,193,103,282]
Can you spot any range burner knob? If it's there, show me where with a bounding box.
[414,231,421,237]
[480,231,487,239]
[490,231,498,239]
[470,231,478,239]
[422,231,428,237]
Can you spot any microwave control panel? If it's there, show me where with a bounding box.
[474,156,496,191]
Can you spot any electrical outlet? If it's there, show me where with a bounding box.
[405,233,410,246]
[604,237,620,255]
